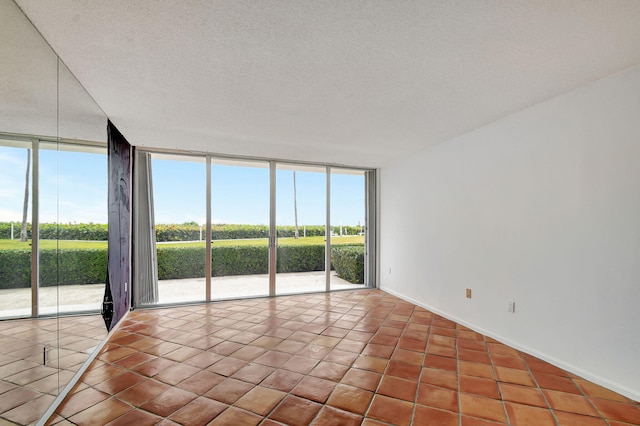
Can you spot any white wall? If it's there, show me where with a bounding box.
[380,65,640,400]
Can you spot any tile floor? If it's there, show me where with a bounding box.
[46,290,639,425]
[0,315,106,425]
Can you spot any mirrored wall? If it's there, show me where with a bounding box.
[0,0,108,423]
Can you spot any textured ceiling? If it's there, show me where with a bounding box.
[14,0,640,168]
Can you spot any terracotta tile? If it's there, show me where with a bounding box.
[322,327,350,338]
[413,405,459,426]
[391,348,424,365]
[459,360,494,379]
[164,346,204,362]
[176,370,225,394]
[352,355,388,373]
[524,355,568,376]
[115,378,171,406]
[2,394,55,425]
[56,387,109,418]
[281,355,319,374]
[324,348,359,365]
[140,387,198,417]
[208,357,247,376]
[208,406,262,426]
[98,346,137,362]
[133,357,178,377]
[81,363,126,385]
[335,338,367,353]
[362,343,394,358]
[312,406,363,426]
[460,393,507,423]
[326,383,374,415]
[460,375,500,399]
[369,334,399,346]
[458,339,487,352]
[113,351,156,369]
[154,363,200,385]
[499,382,547,408]
[205,377,254,404]
[269,395,322,426]
[386,360,421,380]
[532,371,581,394]
[362,419,390,426]
[292,376,337,403]
[261,369,305,392]
[494,366,535,386]
[251,336,284,348]
[297,344,332,360]
[490,353,527,370]
[417,383,459,412]
[309,361,350,381]
[254,350,292,367]
[104,409,163,426]
[458,348,491,364]
[231,345,268,361]
[424,354,457,371]
[543,389,599,417]
[574,379,631,402]
[378,375,417,402]
[184,351,223,369]
[554,411,608,426]
[273,340,307,354]
[427,344,458,358]
[487,343,520,358]
[420,367,457,391]
[340,368,382,392]
[168,396,227,426]
[232,363,275,384]
[505,401,555,425]
[398,336,427,352]
[235,386,286,415]
[68,397,131,425]
[94,371,145,394]
[210,341,244,356]
[590,397,640,424]
[367,394,414,426]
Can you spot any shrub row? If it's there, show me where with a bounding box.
[0,244,364,289]
[0,249,107,289]
[0,222,108,241]
[1,222,363,242]
[331,245,365,284]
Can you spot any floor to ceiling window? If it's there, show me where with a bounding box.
[211,159,270,299]
[330,168,366,290]
[133,154,375,308]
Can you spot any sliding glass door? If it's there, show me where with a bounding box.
[211,159,270,299]
[133,155,375,307]
[275,164,328,295]
[330,168,366,290]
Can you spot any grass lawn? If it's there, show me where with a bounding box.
[0,235,363,250]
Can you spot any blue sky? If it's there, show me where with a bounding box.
[0,146,365,226]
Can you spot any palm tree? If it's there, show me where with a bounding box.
[19,148,31,242]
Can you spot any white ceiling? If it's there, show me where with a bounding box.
[15,0,640,168]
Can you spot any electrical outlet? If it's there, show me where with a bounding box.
[466,288,472,298]
[508,301,516,313]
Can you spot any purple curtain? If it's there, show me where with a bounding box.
[102,121,131,331]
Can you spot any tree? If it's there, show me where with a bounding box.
[20,148,31,242]
[293,171,299,239]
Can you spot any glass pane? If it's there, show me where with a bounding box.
[0,141,33,318]
[330,169,366,290]
[152,154,206,304]
[211,160,270,299]
[38,143,107,315]
[275,164,326,295]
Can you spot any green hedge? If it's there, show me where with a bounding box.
[0,248,107,289]
[1,222,362,242]
[0,244,353,288]
[331,245,365,284]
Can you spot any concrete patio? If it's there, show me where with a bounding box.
[0,271,363,318]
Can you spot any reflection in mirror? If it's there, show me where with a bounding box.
[0,0,108,422]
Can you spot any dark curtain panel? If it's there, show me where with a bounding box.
[102,121,131,331]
